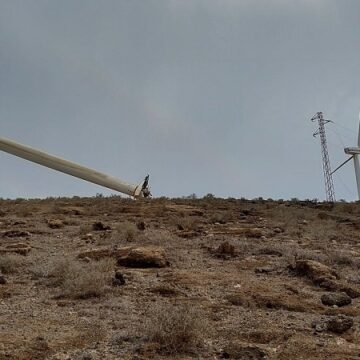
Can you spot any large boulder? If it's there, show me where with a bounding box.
[321,292,352,307]
[78,246,169,268]
[117,246,169,268]
[312,315,354,334]
[294,260,360,298]
[47,219,64,229]
[295,260,339,284]
[327,315,353,334]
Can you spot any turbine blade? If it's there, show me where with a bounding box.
[358,121,360,147]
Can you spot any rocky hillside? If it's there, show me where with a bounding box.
[0,197,360,359]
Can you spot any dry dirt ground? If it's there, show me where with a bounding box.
[1,197,360,359]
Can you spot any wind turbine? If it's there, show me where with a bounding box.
[331,119,360,200]
[0,136,151,198]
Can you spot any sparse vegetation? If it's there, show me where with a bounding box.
[45,257,114,299]
[144,302,208,354]
[115,221,139,242]
[2,197,360,359]
[0,254,23,274]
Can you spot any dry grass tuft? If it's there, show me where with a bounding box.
[144,302,208,354]
[46,257,114,299]
[115,221,139,242]
[214,241,236,258]
[0,254,24,274]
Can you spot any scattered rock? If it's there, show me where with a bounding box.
[150,285,179,297]
[294,260,339,284]
[164,204,204,216]
[211,227,264,237]
[214,241,236,258]
[78,246,169,268]
[312,318,328,333]
[136,221,146,231]
[117,246,169,268]
[0,275,7,284]
[337,284,360,299]
[227,294,249,307]
[82,233,94,241]
[59,206,85,215]
[222,342,267,359]
[0,243,31,255]
[177,223,185,231]
[321,292,352,307]
[176,229,202,238]
[47,219,64,229]
[92,222,111,231]
[31,336,50,352]
[1,230,31,238]
[112,271,125,286]
[78,248,113,260]
[243,228,264,238]
[313,315,354,334]
[327,315,353,334]
[317,279,360,299]
[136,342,161,357]
[255,266,274,274]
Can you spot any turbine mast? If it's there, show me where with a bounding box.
[0,136,151,198]
[311,112,336,202]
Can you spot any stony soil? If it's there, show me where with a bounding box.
[0,197,360,359]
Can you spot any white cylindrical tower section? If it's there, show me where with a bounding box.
[0,136,149,198]
[353,155,360,201]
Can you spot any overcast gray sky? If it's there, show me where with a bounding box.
[1,0,360,200]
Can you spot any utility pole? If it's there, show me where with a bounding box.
[311,112,336,202]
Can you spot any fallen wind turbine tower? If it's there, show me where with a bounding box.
[0,136,151,198]
[331,120,360,200]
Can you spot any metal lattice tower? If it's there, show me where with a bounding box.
[311,112,336,202]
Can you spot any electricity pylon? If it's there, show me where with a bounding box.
[311,112,336,202]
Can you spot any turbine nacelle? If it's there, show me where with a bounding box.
[344,147,360,155]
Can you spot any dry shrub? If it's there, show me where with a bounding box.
[327,251,360,269]
[63,218,79,226]
[0,254,23,274]
[144,302,208,354]
[115,221,139,242]
[214,241,236,258]
[290,248,328,264]
[347,273,360,285]
[174,216,198,231]
[243,228,263,238]
[62,321,106,349]
[47,257,114,299]
[150,285,179,297]
[254,243,284,257]
[14,205,37,217]
[78,224,93,235]
[210,212,232,224]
